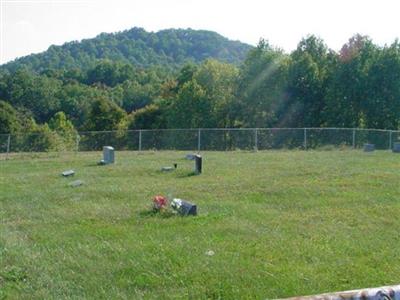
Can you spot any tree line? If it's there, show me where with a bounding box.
[1,34,400,151]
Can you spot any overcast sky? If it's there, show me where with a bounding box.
[1,0,400,64]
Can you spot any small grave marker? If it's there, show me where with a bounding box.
[161,164,177,172]
[61,170,75,177]
[363,143,375,152]
[161,166,174,172]
[186,154,196,160]
[393,142,400,153]
[69,180,83,187]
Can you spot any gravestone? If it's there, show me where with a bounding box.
[363,143,375,152]
[393,142,400,153]
[171,198,197,216]
[100,146,115,164]
[161,166,174,172]
[61,170,75,177]
[194,155,202,174]
[186,154,196,160]
[69,180,83,187]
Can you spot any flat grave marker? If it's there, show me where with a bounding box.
[161,166,174,172]
[364,143,375,152]
[186,154,196,160]
[61,170,75,177]
[69,180,84,187]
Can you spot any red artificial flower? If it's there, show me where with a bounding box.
[153,195,168,210]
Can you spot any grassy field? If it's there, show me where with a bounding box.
[1,150,400,299]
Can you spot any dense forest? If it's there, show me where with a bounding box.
[1,27,251,73]
[1,27,400,150]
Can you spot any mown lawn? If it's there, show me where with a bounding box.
[1,150,400,299]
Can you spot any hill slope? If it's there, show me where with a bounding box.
[1,28,252,73]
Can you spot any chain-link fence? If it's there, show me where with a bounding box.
[1,128,399,156]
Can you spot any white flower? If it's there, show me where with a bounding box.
[205,250,215,256]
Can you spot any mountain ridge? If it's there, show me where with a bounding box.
[1,27,253,73]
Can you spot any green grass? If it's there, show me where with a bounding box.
[1,150,400,299]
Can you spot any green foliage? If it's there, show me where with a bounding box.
[174,63,198,91]
[0,100,21,133]
[116,78,161,112]
[2,31,400,132]
[5,69,63,123]
[85,60,136,87]
[127,104,166,130]
[164,60,239,129]
[1,28,252,73]
[85,96,127,131]
[55,82,104,130]
[48,112,78,151]
[21,123,60,152]
[167,80,211,128]
[194,60,239,127]
[325,35,378,128]
[287,35,332,127]
[235,40,289,127]
[365,42,400,129]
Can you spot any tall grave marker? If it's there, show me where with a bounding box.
[99,146,115,165]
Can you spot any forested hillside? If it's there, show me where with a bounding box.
[1,31,400,151]
[1,28,252,73]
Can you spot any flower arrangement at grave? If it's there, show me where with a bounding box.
[152,195,168,211]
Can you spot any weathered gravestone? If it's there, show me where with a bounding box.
[364,143,375,152]
[393,142,400,153]
[99,146,115,165]
[194,155,202,174]
[69,180,83,187]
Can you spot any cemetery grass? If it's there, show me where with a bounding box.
[1,150,400,299]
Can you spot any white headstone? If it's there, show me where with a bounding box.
[103,146,115,164]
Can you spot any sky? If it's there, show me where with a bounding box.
[1,0,400,64]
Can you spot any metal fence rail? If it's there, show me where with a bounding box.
[1,128,400,156]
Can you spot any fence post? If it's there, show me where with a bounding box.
[352,129,356,149]
[254,128,258,151]
[303,128,307,150]
[138,130,142,152]
[197,129,201,152]
[389,130,393,150]
[75,134,80,153]
[6,134,11,160]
